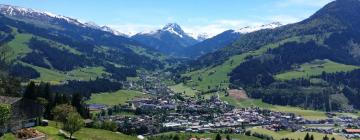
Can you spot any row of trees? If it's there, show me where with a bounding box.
[23,81,90,119]
[147,133,232,140]
[281,133,336,140]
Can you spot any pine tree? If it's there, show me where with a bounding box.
[215,134,221,140]
[173,135,180,140]
[310,135,314,140]
[43,83,52,101]
[304,133,310,140]
[323,135,329,140]
[24,81,36,100]
[226,135,231,140]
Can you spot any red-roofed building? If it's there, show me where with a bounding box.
[344,129,360,134]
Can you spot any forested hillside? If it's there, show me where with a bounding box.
[181,0,360,111]
[0,5,171,90]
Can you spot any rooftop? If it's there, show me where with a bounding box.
[0,96,22,104]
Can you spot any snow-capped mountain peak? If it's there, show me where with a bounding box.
[161,23,186,38]
[137,23,190,38]
[101,26,129,37]
[234,22,283,34]
[0,4,129,37]
[0,4,83,26]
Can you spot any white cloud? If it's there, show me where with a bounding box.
[103,0,334,37]
[183,19,266,37]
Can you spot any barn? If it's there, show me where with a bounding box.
[0,96,43,133]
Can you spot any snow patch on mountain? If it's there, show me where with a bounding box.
[0,4,84,26]
[101,26,129,37]
[188,33,210,41]
[0,4,128,37]
[137,23,195,39]
[234,22,283,34]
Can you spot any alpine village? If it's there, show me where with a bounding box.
[2,0,360,140]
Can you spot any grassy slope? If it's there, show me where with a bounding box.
[183,36,315,93]
[170,83,198,97]
[0,134,16,140]
[5,33,33,60]
[250,127,347,140]
[20,62,108,84]
[152,132,261,140]
[34,122,137,140]
[276,59,359,80]
[87,90,148,106]
[221,95,328,120]
[3,28,107,84]
[181,35,360,120]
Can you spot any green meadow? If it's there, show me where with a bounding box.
[250,127,347,140]
[170,83,198,97]
[150,132,261,140]
[87,90,149,106]
[276,59,359,80]
[183,35,316,93]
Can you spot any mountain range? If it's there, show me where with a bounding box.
[2,0,360,111]
[185,22,283,58]
[182,0,360,111]
[132,22,282,58]
[0,4,167,84]
[131,23,200,57]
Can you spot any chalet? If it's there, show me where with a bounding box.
[0,96,43,133]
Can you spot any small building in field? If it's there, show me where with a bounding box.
[344,129,360,134]
[0,96,44,133]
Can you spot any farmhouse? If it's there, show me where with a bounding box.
[0,96,43,133]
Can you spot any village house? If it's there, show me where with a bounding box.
[0,96,43,133]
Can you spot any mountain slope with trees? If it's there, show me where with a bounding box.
[0,5,169,85]
[182,0,360,111]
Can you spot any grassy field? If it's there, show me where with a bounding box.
[0,134,16,140]
[276,59,359,80]
[4,29,107,84]
[250,127,347,140]
[6,33,33,60]
[19,61,109,84]
[182,35,316,93]
[221,95,328,120]
[272,106,328,120]
[170,83,198,97]
[34,121,137,140]
[87,90,149,106]
[151,132,261,140]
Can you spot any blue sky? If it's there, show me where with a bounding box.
[0,0,333,36]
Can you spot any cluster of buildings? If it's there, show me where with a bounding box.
[94,72,360,138]
[161,107,305,133]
